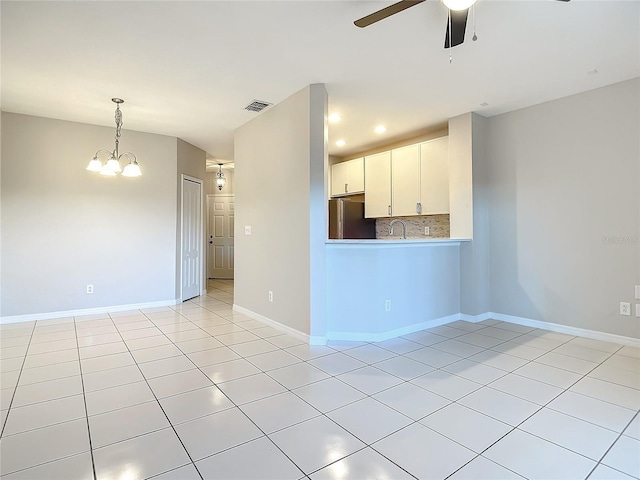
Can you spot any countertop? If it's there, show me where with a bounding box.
[326,238,470,245]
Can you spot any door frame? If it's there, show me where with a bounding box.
[206,193,235,280]
[180,174,205,302]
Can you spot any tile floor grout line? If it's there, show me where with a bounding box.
[454,343,627,470]
[0,320,36,439]
[138,285,309,475]
[405,325,626,478]
[585,409,640,479]
[145,293,311,479]
[112,310,207,480]
[73,315,99,480]
[3,287,638,479]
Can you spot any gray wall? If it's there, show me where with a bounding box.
[234,84,327,336]
[326,243,460,340]
[460,113,491,317]
[176,138,206,298]
[486,78,640,337]
[1,112,178,316]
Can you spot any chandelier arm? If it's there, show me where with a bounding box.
[119,152,137,163]
[94,149,115,158]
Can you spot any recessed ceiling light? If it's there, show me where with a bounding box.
[374,125,387,134]
[336,140,346,147]
[329,113,342,123]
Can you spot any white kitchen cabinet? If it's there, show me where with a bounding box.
[420,137,449,214]
[363,136,449,218]
[391,144,421,217]
[364,151,391,218]
[330,158,364,197]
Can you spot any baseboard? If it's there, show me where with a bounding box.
[327,314,460,343]
[0,299,180,325]
[459,312,493,323]
[487,312,640,348]
[232,304,325,345]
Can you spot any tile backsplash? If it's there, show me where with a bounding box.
[376,214,450,239]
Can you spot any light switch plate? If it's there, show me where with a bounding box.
[636,304,640,318]
[635,285,640,300]
[244,226,252,235]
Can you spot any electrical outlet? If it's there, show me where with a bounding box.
[385,299,391,312]
[268,291,273,302]
[424,227,430,236]
[245,226,252,235]
[86,284,94,294]
[620,302,631,316]
[636,304,640,318]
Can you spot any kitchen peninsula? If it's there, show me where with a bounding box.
[323,116,476,343]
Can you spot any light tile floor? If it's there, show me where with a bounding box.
[1,279,639,479]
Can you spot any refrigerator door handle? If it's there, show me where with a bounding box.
[337,199,344,239]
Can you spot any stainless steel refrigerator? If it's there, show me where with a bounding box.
[328,198,377,239]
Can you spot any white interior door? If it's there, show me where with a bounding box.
[207,194,234,279]
[182,177,202,301]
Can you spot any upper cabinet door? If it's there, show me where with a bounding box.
[347,157,365,193]
[391,144,421,217]
[420,137,449,215]
[330,158,365,197]
[364,151,391,218]
[330,162,350,197]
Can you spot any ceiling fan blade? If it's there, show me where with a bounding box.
[354,0,427,28]
[444,8,469,48]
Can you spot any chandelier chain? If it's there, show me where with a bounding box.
[114,104,123,156]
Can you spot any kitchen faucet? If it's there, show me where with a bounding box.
[389,219,407,239]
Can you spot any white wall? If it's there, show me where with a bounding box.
[1,112,178,317]
[234,84,327,337]
[448,114,474,239]
[486,78,640,338]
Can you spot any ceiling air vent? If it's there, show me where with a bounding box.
[244,100,272,112]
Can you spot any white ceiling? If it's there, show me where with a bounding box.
[2,1,639,161]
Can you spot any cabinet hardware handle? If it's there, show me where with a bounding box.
[388,205,391,216]
[417,203,422,214]
[345,183,348,193]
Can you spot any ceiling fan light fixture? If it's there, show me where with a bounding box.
[443,0,477,11]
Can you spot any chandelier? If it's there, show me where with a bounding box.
[86,98,142,177]
[216,164,226,191]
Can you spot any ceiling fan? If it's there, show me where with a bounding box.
[354,0,571,49]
